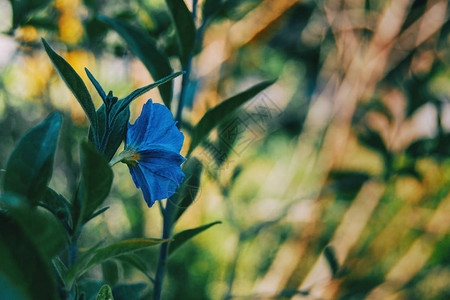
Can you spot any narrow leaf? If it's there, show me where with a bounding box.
[165,0,197,64]
[42,39,98,131]
[3,112,62,204]
[96,285,114,300]
[113,71,184,120]
[169,221,221,256]
[85,68,107,101]
[117,254,154,283]
[98,15,174,108]
[324,246,339,277]
[80,238,171,279]
[188,80,276,156]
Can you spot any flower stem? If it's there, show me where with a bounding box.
[154,1,198,298]
[153,199,174,300]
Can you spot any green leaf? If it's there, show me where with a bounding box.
[76,142,113,227]
[96,285,114,300]
[42,39,98,133]
[112,71,184,121]
[172,157,203,223]
[65,242,104,289]
[40,187,72,230]
[324,246,339,277]
[3,112,62,204]
[90,104,131,161]
[67,238,170,285]
[188,80,276,156]
[85,68,107,101]
[98,15,175,108]
[8,0,53,29]
[112,283,146,300]
[116,254,154,283]
[165,0,197,64]
[0,212,59,300]
[52,257,68,287]
[169,221,221,256]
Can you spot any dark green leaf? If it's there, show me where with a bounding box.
[327,170,371,199]
[95,285,113,300]
[85,68,107,101]
[40,187,72,231]
[98,15,174,108]
[9,0,53,29]
[165,0,196,64]
[77,142,113,226]
[89,104,130,161]
[172,157,203,223]
[113,71,184,120]
[324,245,339,277]
[112,283,146,300]
[102,261,119,286]
[42,39,98,133]
[188,80,276,156]
[0,212,59,300]
[169,221,221,256]
[3,112,62,204]
[357,126,389,157]
[202,0,223,20]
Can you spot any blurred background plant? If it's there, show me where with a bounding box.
[0,0,449,299]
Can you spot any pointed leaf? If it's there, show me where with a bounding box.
[75,238,171,280]
[89,104,130,161]
[169,221,221,256]
[85,68,107,101]
[77,142,113,226]
[188,80,276,156]
[165,0,196,64]
[112,71,184,120]
[116,254,154,283]
[3,112,62,204]
[324,246,339,277]
[98,15,174,108]
[172,157,203,223]
[96,285,114,300]
[42,39,98,132]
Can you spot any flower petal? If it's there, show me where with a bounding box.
[127,100,184,153]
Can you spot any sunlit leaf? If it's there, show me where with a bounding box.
[188,80,276,156]
[169,221,221,256]
[95,285,114,300]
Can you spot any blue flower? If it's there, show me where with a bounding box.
[123,99,185,207]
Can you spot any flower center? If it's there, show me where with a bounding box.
[109,147,141,167]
